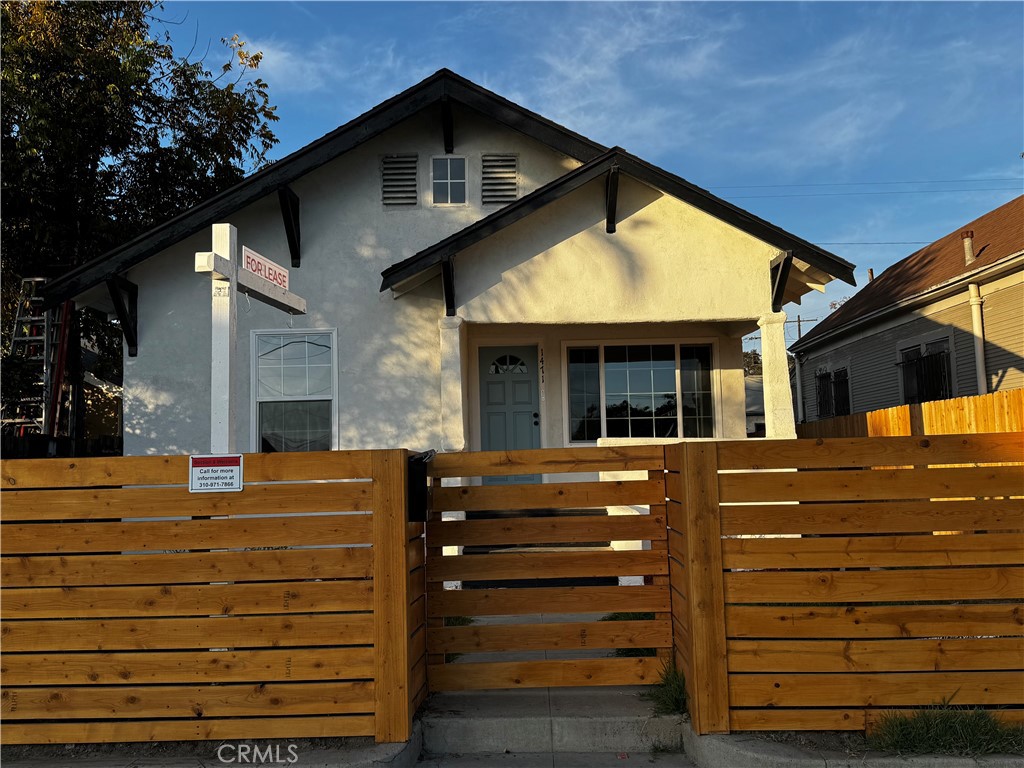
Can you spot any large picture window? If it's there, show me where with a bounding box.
[254,331,335,452]
[567,342,715,442]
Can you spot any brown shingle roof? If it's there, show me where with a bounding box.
[793,195,1023,350]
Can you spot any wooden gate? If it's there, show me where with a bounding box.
[0,449,423,744]
[424,445,671,691]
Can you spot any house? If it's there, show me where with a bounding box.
[42,70,855,457]
[791,196,1023,422]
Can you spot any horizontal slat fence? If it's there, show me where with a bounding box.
[670,432,1024,734]
[425,446,670,692]
[0,449,421,745]
[797,389,1024,438]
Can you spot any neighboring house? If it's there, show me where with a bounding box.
[43,70,855,457]
[791,196,1023,422]
[744,375,766,437]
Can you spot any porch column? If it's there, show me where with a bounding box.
[439,316,468,452]
[758,312,797,438]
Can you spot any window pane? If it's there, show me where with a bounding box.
[605,395,629,419]
[606,419,629,437]
[605,346,627,364]
[567,347,601,441]
[258,335,281,364]
[433,158,448,181]
[627,345,651,363]
[450,157,466,179]
[654,393,676,417]
[605,369,627,393]
[655,418,678,438]
[651,345,674,365]
[307,366,332,397]
[449,181,466,204]
[653,368,675,392]
[433,181,448,204]
[629,394,653,417]
[259,401,331,452]
[628,368,652,392]
[281,366,308,397]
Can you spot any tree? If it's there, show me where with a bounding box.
[743,349,763,376]
[1,1,278,436]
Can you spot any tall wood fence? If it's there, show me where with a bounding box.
[667,433,1024,734]
[424,445,671,692]
[0,450,424,745]
[798,388,1024,438]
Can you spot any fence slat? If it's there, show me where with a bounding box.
[427,585,670,618]
[719,466,1023,504]
[0,482,372,521]
[730,671,1023,707]
[0,647,374,685]
[425,513,666,547]
[730,709,865,731]
[429,445,665,478]
[727,637,1024,672]
[427,620,671,654]
[722,532,1023,570]
[426,657,658,691]
[1,547,373,588]
[432,479,665,512]
[2,579,373,619]
[0,614,374,652]
[426,550,667,582]
[725,603,1024,639]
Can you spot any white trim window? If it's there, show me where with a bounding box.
[566,342,716,442]
[253,330,336,452]
[431,156,467,205]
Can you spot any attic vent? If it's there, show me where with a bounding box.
[381,154,418,206]
[481,154,518,204]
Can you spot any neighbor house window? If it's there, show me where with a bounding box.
[254,331,335,452]
[432,156,466,204]
[898,338,951,404]
[815,367,850,418]
[566,343,715,442]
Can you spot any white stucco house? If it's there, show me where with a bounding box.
[44,70,856,457]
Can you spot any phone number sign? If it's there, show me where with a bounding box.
[189,454,244,493]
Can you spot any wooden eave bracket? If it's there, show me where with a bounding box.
[278,186,301,268]
[605,164,620,234]
[106,276,139,357]
[441,255,456,317]
[441,95,455,154]
[770,250,794,313]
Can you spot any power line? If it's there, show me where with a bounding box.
[710,177,1023,189]
[731,187,1020,199]
[817,241,930,245]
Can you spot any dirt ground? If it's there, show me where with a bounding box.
[754,729,870,757]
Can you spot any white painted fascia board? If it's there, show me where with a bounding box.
[791,251,1024,356]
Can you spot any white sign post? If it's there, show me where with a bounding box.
[195,223,307,458]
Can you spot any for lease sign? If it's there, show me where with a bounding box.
[189,454,244,493]
[242,246,289,290]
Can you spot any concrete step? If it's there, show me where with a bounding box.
[421,688,685,756]
[418,752,694,767]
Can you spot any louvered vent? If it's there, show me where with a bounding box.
[481,154,518,204]
[381,154,418,206]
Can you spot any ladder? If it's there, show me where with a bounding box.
[3,278,73,437]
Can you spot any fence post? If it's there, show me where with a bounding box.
[681,441,731,734]
[372,449,412,743]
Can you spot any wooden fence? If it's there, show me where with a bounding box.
[798,388,1024,438]
[424,445,671,692]
[668,433,1024,734]
[0,449,423,744]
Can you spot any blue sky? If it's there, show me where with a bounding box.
[162,1,1023,345]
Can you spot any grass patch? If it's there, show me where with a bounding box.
[600,611,656,657]
[641,660,687,716]
[867,704,1024,757]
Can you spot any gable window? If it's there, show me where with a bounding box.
[481,154,519,204]
[815,367,850,418]
[254,331,336,452]
[381,154,418,206]
[567,342,715,442]
[898,338,951,404]
[432,156,466,204]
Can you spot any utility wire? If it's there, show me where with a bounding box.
[731,187,1020,199]
[710,177,1023,189]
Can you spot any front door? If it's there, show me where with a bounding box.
[479,345,540,484]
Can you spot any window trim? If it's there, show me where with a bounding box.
[430,155,469,207]
[249,328,339,452]
[561,337,721,445]
[894,330,957,405]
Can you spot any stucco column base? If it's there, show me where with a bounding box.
[758,312,797,439]
[439,316,468,453]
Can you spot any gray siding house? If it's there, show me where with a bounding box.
[791,196,1023,422]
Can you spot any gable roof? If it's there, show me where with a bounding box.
[380,147,856,293]
[40,69,607,307]
[791,195,1024,352]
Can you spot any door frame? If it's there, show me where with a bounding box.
[469,335,547,454]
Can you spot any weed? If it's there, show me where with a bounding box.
[867,703,1024,757]
[641,660,687,716]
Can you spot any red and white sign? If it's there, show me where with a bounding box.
[242,246,289,290]
[189,454,244,493]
